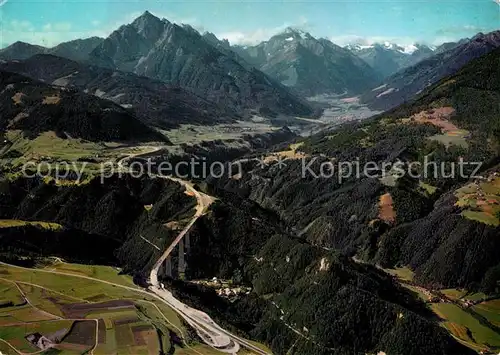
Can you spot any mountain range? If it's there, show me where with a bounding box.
[1,9,500,355]
[0,37,104,62]
[345,42,436,78]
[87,11,316,118]
[231,28,381,95]
[1,13,497,114]
[362,30,500,110]
[0,69,166,143]
[0,54,238,129]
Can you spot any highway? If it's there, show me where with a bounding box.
[118,149,271,355]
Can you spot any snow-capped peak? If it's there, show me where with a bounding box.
[400,44,418,54]
[282,27,310,39]
[345,41,435,55]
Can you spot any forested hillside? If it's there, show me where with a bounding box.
[0,70,167,142]
[0,175,196,273]
[204,48,500,294]
[168,195,474,355]
[1,54,238,129]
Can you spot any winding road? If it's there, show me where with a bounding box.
[118,149,271,355]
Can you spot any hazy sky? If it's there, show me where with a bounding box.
[0,0,498,48]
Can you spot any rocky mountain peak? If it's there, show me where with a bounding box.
[130,11,167,41]
[281,27,312,40]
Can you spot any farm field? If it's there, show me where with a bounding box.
[455,175,500,227]
[431,303,500,350]
[382,267,500,353]
[42,261,139,289]
[0,263,187,354]
[473,300,500,327]
[383,266,415,282]
[0,263,266,354]
[441,289,467,301]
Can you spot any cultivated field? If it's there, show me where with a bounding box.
[431,303,500,350]
[0,263,191,354]
[0,262,265,354]
[473,300,500,327]
[455,175,500,226]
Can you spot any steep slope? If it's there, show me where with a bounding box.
[1,54,237,128]
[48,37,104,61]
[0,37,104,62]
[0,174,196,272]
[348,43,435,78]
[365,47,500,291]
[0,173,474,355]
[89,12,316,118]
[206,48,500,295]
[0,41,46,60]
[0,69,166,142]
[168,196,474,355]
[232,28,380,96]
[362,30,500,111]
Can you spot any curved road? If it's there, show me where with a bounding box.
[118,149,271,355]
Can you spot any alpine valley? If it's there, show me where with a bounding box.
[0,8,499,355]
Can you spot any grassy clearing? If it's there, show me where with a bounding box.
[419,181,438,195]
[0,279,24,306]
[463,292,489,303]
[17,282,73,317]
[428,133,468,149]
[0,130,139,178]
[431,303,500,348]
[3,130,102,164]
[384,266,415,282]
[441,289,467,300]
[461,211,499,227]
[0,219,63,230]
[44,262,138,289]
[473,300,500,327]
[164,121,275,146]
[0,304,55,324]
[456,176,500,226]
[443,321,474,343]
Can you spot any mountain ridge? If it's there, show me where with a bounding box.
[232,29,381,96]
[88,11,317,118]
[361,30,500,111]
[0,54,239,129]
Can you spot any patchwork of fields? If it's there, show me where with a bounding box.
[455,175,500,226]
[0,262,237,355]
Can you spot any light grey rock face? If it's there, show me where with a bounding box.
[232,28,381,96]
[89,12,315,118]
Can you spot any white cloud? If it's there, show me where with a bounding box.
[435,25,486,36]
[42,22,72,32]
[1,20,103,47]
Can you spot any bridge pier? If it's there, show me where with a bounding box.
[178,239,186,278]
[164,257,172,278]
